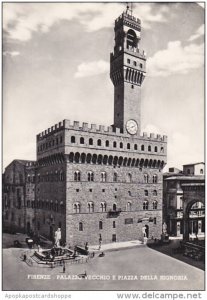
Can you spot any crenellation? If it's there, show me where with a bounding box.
[91,124,96,131]
[73,121,79,129]
[150,133,155,139]
[82,122,88,131]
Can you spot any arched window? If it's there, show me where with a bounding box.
[89,138,93,145]
[101,172,106,182]
[105,140,109,147]
[101,202,107,212]
[113,172,118,182]
[143,201,148,210]
[200,169,204,174]
[126,202,132,211]
[126,29,137,49]
[144,190,148,196]
[154,146,158,152]
[113,141,117,148]
[153,190,157,196]
[80,137,84,144]
[127,143,130,150]
[141,145,145,151]
[161,147,164,153]
[73,203,80,213]
[88,171,94,182]
[99,221,103,230]
[88,202,94,213]
[113,203,117,211]
[79,222,83,231]
[74,171,81,181]
[97,139,101,146]
[153,201,158,210]
[148,145,151,152]
[71,136,75,143]
[120,142,123,149]
[144,174,149,183]
[153,175,158,183]
[134,144,138,150]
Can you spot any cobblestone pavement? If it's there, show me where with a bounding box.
[3,245,204,291]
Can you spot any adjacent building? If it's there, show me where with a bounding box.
[3,10,167,246]
[163,163,205,238]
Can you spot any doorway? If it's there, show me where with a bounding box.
[112,234,116,242]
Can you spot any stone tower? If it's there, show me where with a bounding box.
[110,10,146,135]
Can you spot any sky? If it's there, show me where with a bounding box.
[2,2,205,171]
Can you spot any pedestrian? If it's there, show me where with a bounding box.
[99,234,102,250]
[63,262,66,273]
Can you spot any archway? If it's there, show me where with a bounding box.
[183,200,205,241]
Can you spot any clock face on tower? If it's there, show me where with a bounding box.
[126,120,138,135]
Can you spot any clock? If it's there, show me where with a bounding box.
[126,120,138,135]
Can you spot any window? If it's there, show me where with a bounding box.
[113,221,116,228]
[105,140,109,147]
[134,144,137,150]
[155,146,158,152]
[113,173,118,182]
[89,189,92,192]
[200,169,203,174]
[141,145,144,151]
[97,139,101,146]
[140,63,143,68]
[144,190,148,196]
[74,171,81,181]
[99,221,103,230]
[102,189,105,192]
[71,136,75,143]
[126,29,137,49]
[113,203,117,211]
[79,222,83,231]
[161,147,164,153]
[88,202,94,213]
[101,172,107,182]
[154,217,157,224]
[101,202,106,212]
[131,85,134,89]
[148,145,151,152]
[153,175,158,183]
[143,201,148,210]
[133,61,137,66]
[120,142,123,149]
[60,136,63,143]
[128,191,132,196]
[127,58,130,64]
[88,171,94,182]
[76,189,79,192]
[73,203,80,213]
[89,138,93,145]
[153,201,158,209]
[113,141,117,148]
[153,190,157,196]
[127,143,130,150]
[126,202,132,211]
[127,173,132,182]
[80,137,84,144]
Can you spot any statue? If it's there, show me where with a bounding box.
[142,226,147,237]
[54,228,61,247]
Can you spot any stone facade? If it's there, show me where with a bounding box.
[3,10,167,247]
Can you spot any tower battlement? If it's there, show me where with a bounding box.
[36,119,167,142]
[115,12,141,31]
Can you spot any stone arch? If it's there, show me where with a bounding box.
[74,152,80,163]
[144,159,148,168]
[86,153,92,164]
[113,156,118,166]
[81,153,86,164]
[108,155,113,165]
[103,155,108,165]
[69,152,74,163]
[92,154,97,164]
[118,156,123,166]
[123,157,128,167]
[97,154,103,165]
